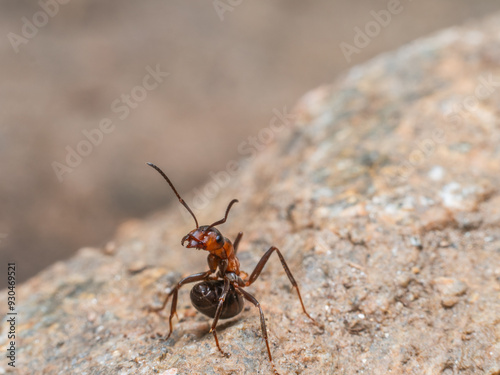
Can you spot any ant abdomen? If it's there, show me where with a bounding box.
[190,281,244,319]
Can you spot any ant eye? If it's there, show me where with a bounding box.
[215,234,223,243]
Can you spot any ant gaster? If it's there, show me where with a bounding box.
[146,162,317,375]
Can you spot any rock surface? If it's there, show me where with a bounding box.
[2,14,500,375]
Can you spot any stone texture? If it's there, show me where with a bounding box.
[2,13,500,375]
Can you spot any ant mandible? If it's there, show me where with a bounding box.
[146,162,317,375]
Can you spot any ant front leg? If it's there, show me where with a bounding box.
[246,246,318,324]
[150,271,212,340]
[209,277,231,357]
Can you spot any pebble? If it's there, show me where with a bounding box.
[395,273,412,288]
[433,277,468,307]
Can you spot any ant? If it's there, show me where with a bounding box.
[146,162,318,375]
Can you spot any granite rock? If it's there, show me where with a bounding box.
[2,14,500,375]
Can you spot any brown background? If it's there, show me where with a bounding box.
[1,0,500,282]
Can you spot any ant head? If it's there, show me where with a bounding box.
[146,163,239,253]
[182,226,224,251]
[181,198,238,252]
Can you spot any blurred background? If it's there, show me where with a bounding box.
[1,0,499,282]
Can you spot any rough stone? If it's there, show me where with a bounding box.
[2,13,500,375]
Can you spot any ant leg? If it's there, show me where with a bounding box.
[233,232,243,255]
[245,246,317,323]
[209,277,231,357]
[150,271,212,312]
[149,271,211,340]
[236,287,280,375]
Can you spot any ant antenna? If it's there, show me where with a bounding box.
[146,162,199,228]
[207,199,238,230]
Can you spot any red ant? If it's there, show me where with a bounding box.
[146,162,317,374]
